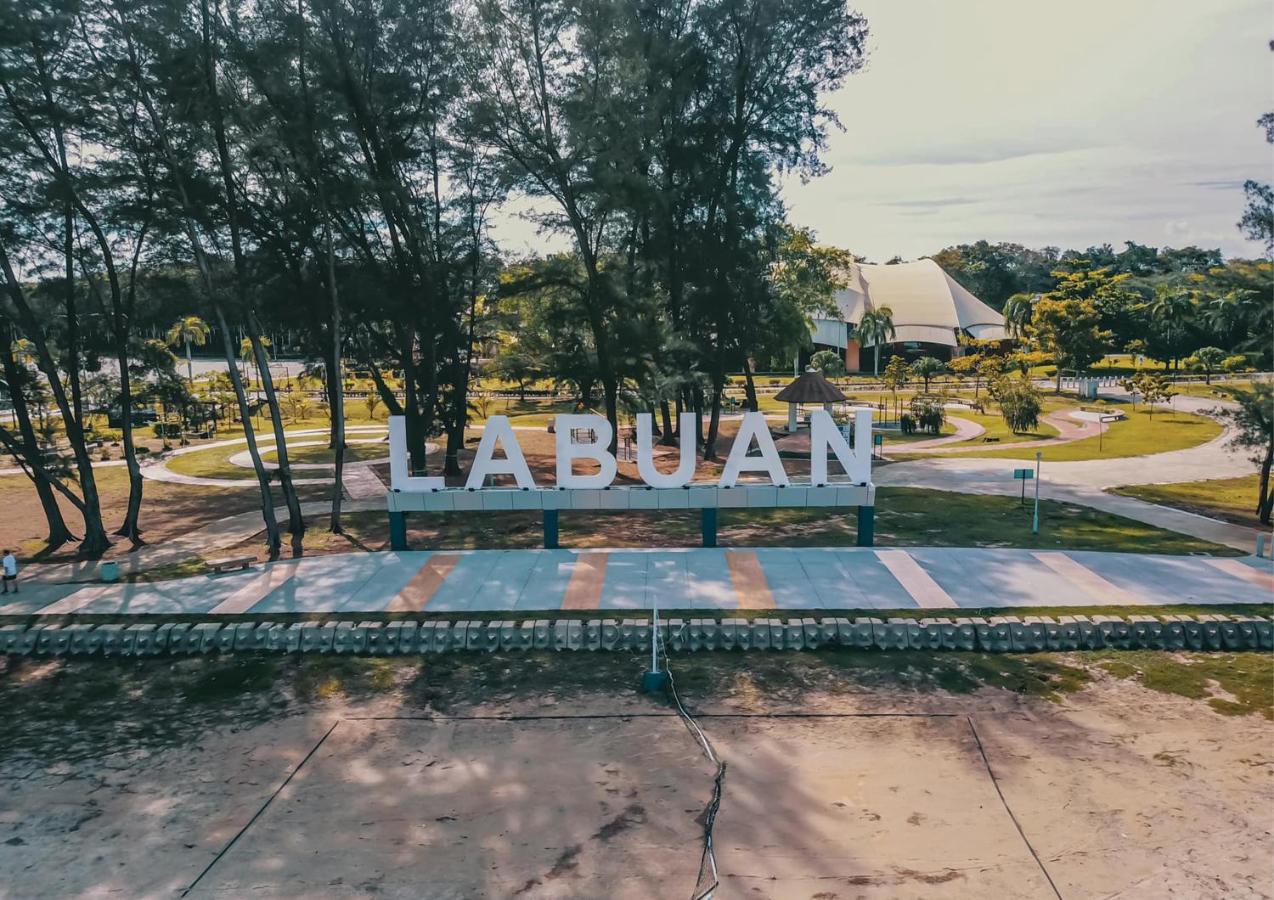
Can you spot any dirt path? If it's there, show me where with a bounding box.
[2,662,1269,899]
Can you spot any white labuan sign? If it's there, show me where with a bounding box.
[388,409,873,493]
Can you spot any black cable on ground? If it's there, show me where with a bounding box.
[180,719,341,898]
[658,630,726,900]
[966,715,1063,900]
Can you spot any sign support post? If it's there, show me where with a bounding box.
[543,510,559,549]
[701,508,718,548]
[1032,451,1042,534]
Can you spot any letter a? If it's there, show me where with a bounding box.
[719,412,789,487]
[466,415,537,489]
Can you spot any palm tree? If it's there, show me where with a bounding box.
[239,336,272,391]
[1149,285,1195,370]
[856,305,896,377]
[165,316,211,387]
[1002,293,1036,340]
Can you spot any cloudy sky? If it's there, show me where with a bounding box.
[782,0,1273,261]
[493,0,1272,262]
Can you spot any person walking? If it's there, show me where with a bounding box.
[2,549,17,594]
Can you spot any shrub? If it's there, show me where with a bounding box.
[995,376,1043,433]
[907,395,945,435]
[1222,355,1249,373]
[153,422,182,439]
[810,349,846,376]
[900,413,915,435]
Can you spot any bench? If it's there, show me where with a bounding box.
[208,555,255,574]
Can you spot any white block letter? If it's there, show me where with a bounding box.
[389,415,445,491]
[555,414,617,488]
[636,413,697,488]
[810,409,872,485]
[720,411,789,487]
[466,415,537,489]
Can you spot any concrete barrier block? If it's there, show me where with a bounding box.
[1067,615,1103,650]
[1127,616,1163,649]
[703,619,722,651]
[166,623,196,653]
[626,619,651,651]
[783,620,804,651]
[665,618,687,651]
[496,622,517,651]
[36,625,67,655]
[414,621,439,652]
[400,621,424,653]
[115,624,140,656]
[513,621,534,651]
[827,618,852,646]
[153,623,176,654]
[1157,616,1186,650]
[1093,616,1130,649]
[361,622,389,655]
[64,624,96,655]
[766,619,785,650]
[231,622,263,652]
[903,619,923,649]
[98,624,127,656]
[300,622,333,653]
[917,618,948,650]
[0,624,29,654]
[462,621,486,651]
[128,624,161,655]
[264,624,290,652]
[600,619,620,651]
[851,618,880,649]
[801,618,821,650]
[1173,616,1205,650]
[951,618,977,651]
[213,624,238,653]
[873,618,908,651]
[1231,617,1260,650]
[583,619,602,651]
[1030,617,1062,650]
[480,622,501,652]
[969,618,993,652]
[747,619,770,650]
[1250,617,1273,650]
[1195,615,1223,650]
[1013,617,1047,652]
[533,619,552,650]
[1217,616,1251,650]
[989,617,1020,652]
[555,619,583,651]
[717,619,737,651]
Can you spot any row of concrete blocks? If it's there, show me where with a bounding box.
[1,613,1271,657]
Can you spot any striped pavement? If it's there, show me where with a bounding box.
[1,547,1269,618]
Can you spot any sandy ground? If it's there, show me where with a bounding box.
[1,680,1271,899]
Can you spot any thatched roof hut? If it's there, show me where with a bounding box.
[774,369,847,404]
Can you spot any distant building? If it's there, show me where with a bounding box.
[810,258,1007,370]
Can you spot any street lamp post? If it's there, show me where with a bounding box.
[1031,450,1042,534]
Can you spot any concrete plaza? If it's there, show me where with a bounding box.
[5,546,1270,618]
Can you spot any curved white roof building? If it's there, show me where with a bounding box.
[810,259,1006,362]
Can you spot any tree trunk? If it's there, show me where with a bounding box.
[0,342,75,548]
[742,358,759,412]
[659,400,675,446]
[246,320,305,550]
[1258,443,1273,525]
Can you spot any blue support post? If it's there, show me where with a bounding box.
[389,511,408,551]
[543,509,559,549]
[701,508,718,548]
[856,505,874,547]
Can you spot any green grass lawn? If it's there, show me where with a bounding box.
[1109,474,1266,528]
[209,486,1237,559]
[260,443,383,465]
[956,403,1221,462]
[942,409,1060,446]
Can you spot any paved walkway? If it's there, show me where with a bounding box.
[4,547,1269,617]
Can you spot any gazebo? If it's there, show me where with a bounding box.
[774,368,847,433]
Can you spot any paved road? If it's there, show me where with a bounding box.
[877,393,1264,553]
[5,546,1271,618]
